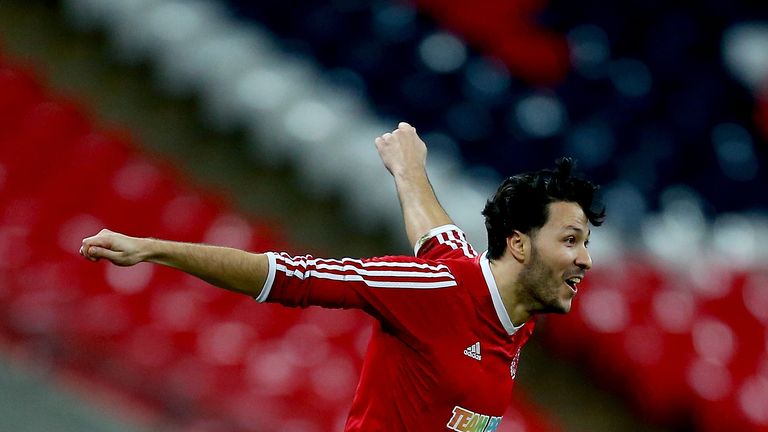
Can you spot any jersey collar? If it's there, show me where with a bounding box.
[480,251,525,336]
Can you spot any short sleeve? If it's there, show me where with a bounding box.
[414,224,478,260]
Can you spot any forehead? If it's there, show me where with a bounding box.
[543,201,589,232]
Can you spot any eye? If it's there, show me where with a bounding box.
[584,240,590,248]
[565,236,576,245]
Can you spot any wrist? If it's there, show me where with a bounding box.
[137,237,161,263]
[393,166,428,182]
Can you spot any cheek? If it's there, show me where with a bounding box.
[555,249,578,268]
[537,244,570,264]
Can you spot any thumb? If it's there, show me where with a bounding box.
[86,246,121,261]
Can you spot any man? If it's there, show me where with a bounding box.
[80,122,605,431]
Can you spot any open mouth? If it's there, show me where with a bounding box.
[564,276,582,293]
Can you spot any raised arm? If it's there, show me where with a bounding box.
[375,122,453,250]
[80,229,268,296]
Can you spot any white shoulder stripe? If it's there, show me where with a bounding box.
[450,230,476,258]
[316,257,452,272]
[316,264,454,279]
[275,258,455,279]
[414,224,463,256]
[275,254,453,275]
[437,230,476,259]
[274,264,458,289]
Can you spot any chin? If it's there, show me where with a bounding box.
[553,298,573,314]
[560,300,573,313]
[540,299,571,314]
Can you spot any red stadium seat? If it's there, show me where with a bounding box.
[0,100,92,207]
[412,0,569,85]
[0,45,570,432]
[755,90,768,141]
[155,191,222,242]
[0,66,45,141]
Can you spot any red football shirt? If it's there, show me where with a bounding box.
[257,224,535,431]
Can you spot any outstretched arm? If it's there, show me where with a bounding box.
[375,122,453,250]
[80,229,268,296]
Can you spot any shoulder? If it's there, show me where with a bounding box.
[414,224,478,260]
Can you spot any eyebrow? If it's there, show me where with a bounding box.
[563,225,591,237]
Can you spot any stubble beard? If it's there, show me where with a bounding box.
[518,246,567,314]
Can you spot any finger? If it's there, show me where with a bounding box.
[81,240,93,255]
[82,244,96,258]
[384,133,399,143]
[87,246,122,262]
[374,137,385,151]
[82,229,113,244]
[81,233,107,250]
[83,233,114,249]
[83,241,114,257]
[79,246,98,261]
[81,234,98,245]
[398,122,412,130]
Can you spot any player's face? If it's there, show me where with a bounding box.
[520,201,592,314]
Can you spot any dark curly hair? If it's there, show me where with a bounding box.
[482,157,606,260]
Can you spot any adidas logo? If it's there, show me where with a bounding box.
[463,342,482,361]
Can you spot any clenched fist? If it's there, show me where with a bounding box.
[375,122,427,178]
[80,229,146,267]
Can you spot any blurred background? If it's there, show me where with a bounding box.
[0,0,766,431]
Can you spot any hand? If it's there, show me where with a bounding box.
[80,229,146,266]
[375,122,427,178]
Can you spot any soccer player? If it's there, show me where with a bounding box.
[80,122,604,431]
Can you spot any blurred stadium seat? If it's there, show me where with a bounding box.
[1,0,767,431]
[543,261,768,431]
[0,47,562,431]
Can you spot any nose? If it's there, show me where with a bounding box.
[576,245,592,270]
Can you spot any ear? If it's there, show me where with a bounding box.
[506,230,528,262]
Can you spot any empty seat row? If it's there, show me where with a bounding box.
[543,260,768,431]
[0,55,559,431]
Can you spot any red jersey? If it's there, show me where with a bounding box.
[257,224,535,431]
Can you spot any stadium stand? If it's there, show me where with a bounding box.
[0,47,562,431]
[1,0,767,431]
[544,259,768,431]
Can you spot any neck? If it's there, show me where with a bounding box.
[488,256,531,327]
